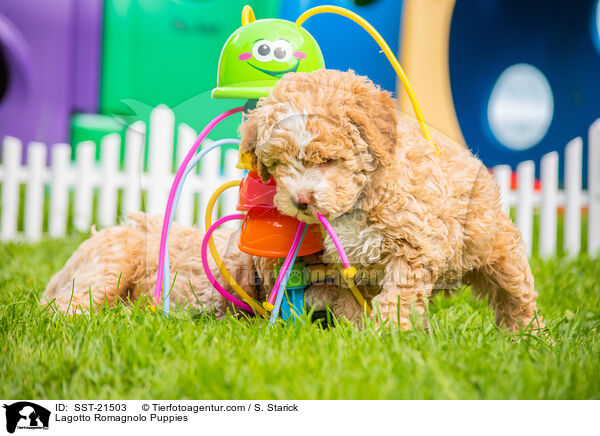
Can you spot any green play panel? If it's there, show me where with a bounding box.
[100,0,281,143]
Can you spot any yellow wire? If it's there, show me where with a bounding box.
[337,265,372,315]
[296,5,440,156]
[205,180,267,317]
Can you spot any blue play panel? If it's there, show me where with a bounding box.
[280,0,403,94]
[449,0,600,179]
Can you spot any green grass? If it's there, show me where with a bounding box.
[0,236,599,399]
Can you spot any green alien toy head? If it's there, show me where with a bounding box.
[212,6,325,99]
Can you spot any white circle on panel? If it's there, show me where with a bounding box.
[487,63,554,150]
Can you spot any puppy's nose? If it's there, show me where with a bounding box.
[293,191,312,211]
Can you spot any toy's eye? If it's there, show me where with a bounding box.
[274,47,286,59]
[258,44,270,56]
[272,40,292,62]
[252,40,273,62]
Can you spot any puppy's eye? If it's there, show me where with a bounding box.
[319,158,335,166]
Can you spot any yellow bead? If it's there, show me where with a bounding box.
[343,267,357,280]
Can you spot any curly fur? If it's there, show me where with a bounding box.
[43,212,267,316]
[239,69,543,331]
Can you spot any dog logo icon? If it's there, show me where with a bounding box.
[2,402,50,433]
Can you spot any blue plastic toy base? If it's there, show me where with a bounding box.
[280,287,306,322]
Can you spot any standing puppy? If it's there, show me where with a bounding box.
[239,69,543,331]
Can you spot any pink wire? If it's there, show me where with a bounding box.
[266,221,307,306]
[201,214,253,312]
[316,213,351,268]
[154,107,244,303]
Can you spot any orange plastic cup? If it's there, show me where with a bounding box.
[238,206,323,258]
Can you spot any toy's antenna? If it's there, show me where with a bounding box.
[241,5,255,26]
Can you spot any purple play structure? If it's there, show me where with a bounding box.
[0,0,102,150]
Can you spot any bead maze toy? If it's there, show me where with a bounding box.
[154,4,438,324]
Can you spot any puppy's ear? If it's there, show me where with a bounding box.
[345,80,398,166]
[239,111,271,182]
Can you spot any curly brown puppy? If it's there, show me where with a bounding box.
[239,69,543,332]
[43,212,267,316]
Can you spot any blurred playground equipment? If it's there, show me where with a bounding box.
[0,0,279,157]
[1,0,599,170]
[399,0,600,175]
[0,0,102,150]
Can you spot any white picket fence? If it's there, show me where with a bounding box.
[492,119,600,258]
[0,105,244,241]
[0,105,598,258]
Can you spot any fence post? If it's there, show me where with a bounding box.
[123,121,145,218]
[49,144,71,238]
[147,105,174,216]
[517,160,535,257]
[74,141,96,232]
[564,137,583,256]
[1,137,22,240]
[540,151,558,257]
[175,123,197,226]
[197,140,220,229]
[589,119,600,256]
[493,165,512,217]
[222,149,244,228]
[99,133,121,227]
[24,142,47,241]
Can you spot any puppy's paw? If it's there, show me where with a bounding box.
[370,294,429,332]
[369,307,412,332]
[43,295,87,315]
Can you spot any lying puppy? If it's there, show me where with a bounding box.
[43,212,362,322]
[43,212,261,316]
[238,69,543,331]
